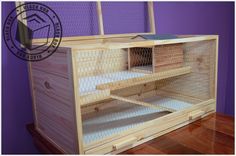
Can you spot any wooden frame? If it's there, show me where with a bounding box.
[14,2,219,155]
[28,35,218,154]
[32,1,156,44]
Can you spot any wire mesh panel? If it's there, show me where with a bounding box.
[77,39,216,146]
[129,47,153,73]
[160,40,216,101]
[102,2,150,34]
[27,2,99,38]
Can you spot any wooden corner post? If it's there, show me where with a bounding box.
[96,1,105,35]
[148,2,156,34]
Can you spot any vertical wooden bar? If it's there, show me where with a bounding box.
[214,36,219,111]
[71,50,84,154]
[152,46,155,73]
[128,48,131,70]
[97,1,104,35]
[148,2,156,34]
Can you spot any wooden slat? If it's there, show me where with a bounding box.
[80,90,110,106]
[33,33,154,44]
[110,94,176,112]
[189,110,205,120]
[96,1,104,35]
[148,2,156,34]
[71,51,84,153]
[96,66,192,91]
[31,48,70,78]
[31,68,78,153]
[68,35,218,50]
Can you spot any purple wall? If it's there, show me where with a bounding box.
[2,2,39,154]
[2,2,234,154]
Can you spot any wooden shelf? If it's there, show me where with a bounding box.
[96,66,192,91]
[131,65,153,74]
[80,66,192,106]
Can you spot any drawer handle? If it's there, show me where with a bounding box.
[113,137,137,150]
[44,81,52,89]
[189,110,205,120]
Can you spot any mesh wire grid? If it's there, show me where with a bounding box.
[77,40,216,144]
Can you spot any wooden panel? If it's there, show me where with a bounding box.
[154,43,184,72]
[31,47,71,78]
[31,53,78,153]
[32,69,73,104]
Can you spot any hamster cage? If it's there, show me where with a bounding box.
[25,2,218,154]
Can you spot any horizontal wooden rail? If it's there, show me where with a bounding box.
[110,94,176,112]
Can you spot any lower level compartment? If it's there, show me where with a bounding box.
[82,97,215,154]
[82,96,193,145]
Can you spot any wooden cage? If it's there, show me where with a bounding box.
[18,2,219,154]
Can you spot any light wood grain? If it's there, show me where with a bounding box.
[148,2,156,34]
[31,48,70,78]
[110,94,176,112]
[96,66,192,91]
[84,99,215,153]
[29,35,218,154]
[71,51,84,153]
[30,48,79,153]
[97,2,104,35]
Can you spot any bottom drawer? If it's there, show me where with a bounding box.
[84,98,215,154]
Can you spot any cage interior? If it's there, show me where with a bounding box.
[76,39,216,145]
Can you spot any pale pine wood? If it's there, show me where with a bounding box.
[148,2,156,34]
[214,36,219,111]
[84,99,215,153]
[32,32,154,44]
[110,94,176,112]
[97,1,104,35]
[96,66,192,91]
[28,34,218,154]
[31,48,70,78]
[33,35,217,50]
[113,137,137,150]
[189,110,205,120]
[110,110,215,155]
[71,51,84,153]
[153,43,183,72]
[17,1,218,153]
[30,49,79,153]
[80,90,110,106]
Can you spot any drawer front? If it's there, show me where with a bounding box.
[85,100,215,154]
